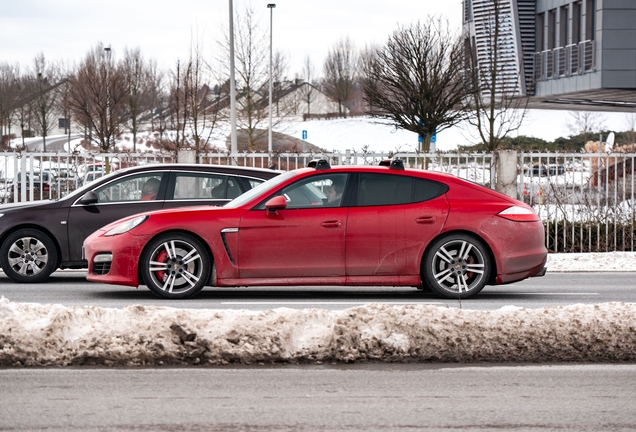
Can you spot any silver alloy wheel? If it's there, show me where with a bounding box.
[7,236,49,277]
[429,238,487,295]
[147,239,204,295]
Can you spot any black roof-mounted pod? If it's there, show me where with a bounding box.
[307,159,331,170]
[379,159,405,170]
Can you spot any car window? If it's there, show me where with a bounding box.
[356,173,447,206]
[258,173,349,209]
[243,178,265,190]
[94,173,164,203]
[173,173,241,200]
[226,171,298,209]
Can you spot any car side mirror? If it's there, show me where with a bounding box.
[265,195,287,213]
[79,190,98,205]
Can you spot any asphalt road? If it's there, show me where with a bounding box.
[25,135,81,152]
[2,271,635,431]
[2,364,635,431]
[0,270,634,311]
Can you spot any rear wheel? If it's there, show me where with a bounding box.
[0,228,58,283]
[422,234,491,299]
[140,233,210,299]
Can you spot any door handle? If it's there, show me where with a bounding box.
[321,220,341,228]
[415,216,436,225]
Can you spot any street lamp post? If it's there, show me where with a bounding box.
[267,3,276,156]
[104,46,112,172]
[229,0,238,158]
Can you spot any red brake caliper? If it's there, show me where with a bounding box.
[154,250,168,281]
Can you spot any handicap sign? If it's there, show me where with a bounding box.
[302,130,307,140]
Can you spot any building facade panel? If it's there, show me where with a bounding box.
[464,0,636,110]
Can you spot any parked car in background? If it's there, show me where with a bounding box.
[0,164,279,283]
[9,171,57,201]
[84,159,547,300]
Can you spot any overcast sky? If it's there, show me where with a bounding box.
[0,0,462,75]
[1,0,632,140]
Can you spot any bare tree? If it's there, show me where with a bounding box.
[361,18,467,152]
[464,0,528,151]
[298,56,317,116]
[122,48,153,152]
[13,72,36,149]
[323,37,357,116]
[31,53,63,151]
[218,4,289,151]
[165,60,189,153]
[69,43,129,152]
[184,38,223,157]
[567,111,606,144]
[271,51,289,116]
[0,62,20,148]
[147,62,167,137]
[625,113,636,145]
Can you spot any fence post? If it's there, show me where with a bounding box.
[20,151,27,203]
[495,150,518,199]
[177,150,196,164]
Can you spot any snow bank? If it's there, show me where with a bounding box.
[1,298,635,367]
[547,252,636,272]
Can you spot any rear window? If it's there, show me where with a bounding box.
[356,173,447,206]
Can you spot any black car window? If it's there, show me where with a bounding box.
[94,173,164,203]
[356,173,447,206]
[256,173,349,209]
[173,173,232,200]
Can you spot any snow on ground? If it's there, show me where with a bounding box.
[1,252,635,367]
[547,251,636,272]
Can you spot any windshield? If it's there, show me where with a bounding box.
[224,171,298,208]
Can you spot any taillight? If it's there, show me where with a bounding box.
[497,206,539,222]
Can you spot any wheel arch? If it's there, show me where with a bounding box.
[421,229,498,286]
[0,224,63,269]
[136,229,215,284]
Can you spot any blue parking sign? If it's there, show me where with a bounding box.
[302,130,307,140]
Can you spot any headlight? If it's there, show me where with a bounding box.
[104,215,148,237]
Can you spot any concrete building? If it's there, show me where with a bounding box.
[463,0,636,112]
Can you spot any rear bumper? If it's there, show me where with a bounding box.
[533,266,547,277]
[496,261,547,285]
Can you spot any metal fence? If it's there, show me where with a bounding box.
[2,149,634,253]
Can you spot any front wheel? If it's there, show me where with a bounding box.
[140,233,211,299]
[0,228,58,283]
[422,234,491,299]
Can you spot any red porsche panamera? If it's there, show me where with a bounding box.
[84,160,547,299]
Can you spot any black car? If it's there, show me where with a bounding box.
[0,163,279,283]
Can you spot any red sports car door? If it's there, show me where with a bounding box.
[345,173,449,277]
[237,207,348,279]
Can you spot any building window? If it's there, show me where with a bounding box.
[548,9,557,50]
[586,0,596,41]
[537,13,545,52]
[560,6,569,47]
[573,1,582,44]
[463,0,472,23]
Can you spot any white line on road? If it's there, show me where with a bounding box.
[221,301,445,305]
[487,293,599,296]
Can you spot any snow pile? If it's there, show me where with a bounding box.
[1,298,635,366]
[547,252,636,272]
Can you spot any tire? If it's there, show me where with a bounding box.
[0,228,58,283]
[422,234,491,299]
[140,233,211,299]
